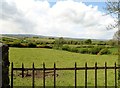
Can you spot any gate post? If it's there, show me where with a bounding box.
[0,43,10,87]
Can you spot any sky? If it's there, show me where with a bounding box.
[0,0,118,39]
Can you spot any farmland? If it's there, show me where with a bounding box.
[1,34,119,86]
[9,47,118,86]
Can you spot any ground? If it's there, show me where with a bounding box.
[9,47,118,86]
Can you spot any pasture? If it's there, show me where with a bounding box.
[9,47,118,86]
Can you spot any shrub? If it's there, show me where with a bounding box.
[89,46,103,55]
[28,43,36,48]
[112,52,119,55]
[54,37,64,49]
[11,42,22,47]
[70,47,79,53]
[79,48,89,54]
[77,45,94,48]
[76,46,81,48]
[62,45,70,51]
[86,45,94,48]
[98,48,111,55]
[84,39,92,44]
[37,45,52,49]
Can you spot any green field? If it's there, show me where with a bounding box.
[9,47,119,86]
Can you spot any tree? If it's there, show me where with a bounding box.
[107,39,118,46]
[54,37,64,49]
[84,39,92,44]
[105,1,120,40]
[105,0,120,79]
[105,1,119,28]
[97,41,106,45]
[113,30,120,41]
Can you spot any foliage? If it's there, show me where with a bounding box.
[62,45,79,53]
[76,45,94,48]
[105,1,119,29]
[2,35,118,55]
[69,47,79,53]
[107,40,118,46]
[54,37,65,49]
[33,37,39,38]
[84,39,92,44]
[28,43,36,48]
[37,45,52,49]
[79,48,89,54]
[98,48,111,55]
[61,45,117,55]
[11,42,22,47]
[112,52,119,55]
[62,45,70,51]
[97,41,107,45]
[89,46,104,55]
[105,1,120,40]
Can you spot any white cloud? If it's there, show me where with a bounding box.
[0,0,117,39]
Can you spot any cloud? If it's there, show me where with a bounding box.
[0,0,117,39]
[0,0,36,33]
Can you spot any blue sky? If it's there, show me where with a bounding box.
[49,1,106,12]
[84,2,106,12]
[0,0,117,39]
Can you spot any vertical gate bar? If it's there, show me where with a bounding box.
[115,62,117,88]
[22,63,24,78]
[95,62,97,88]
[75,62,77,88]
[85,63,87,88]
[105,62,107,88]
[11,62,13,88]
[54,63,56,88]
[32,63,35,88]
[43,63,45,88]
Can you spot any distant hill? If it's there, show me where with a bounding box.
[1,34,45,38]
[1,34,109,41]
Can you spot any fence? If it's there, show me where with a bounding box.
[11,62,120,88]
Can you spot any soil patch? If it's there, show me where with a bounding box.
[13,70,58,78]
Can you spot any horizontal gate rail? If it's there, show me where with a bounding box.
[12,66,120,71]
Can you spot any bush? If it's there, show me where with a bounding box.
[79,48,89,54]
[84,39,92,44]
[37,45,52,49]
[61,45,78,53]
[76,45,94,48]
[20,43,28,47]
[98,48,111,55]
[112,52,119,55]
[11,42,22,47]
[62,45,70,51]
[70,47,79,53]
[89,46,103,55]
[28,43,36,48]
[86,45,94,48]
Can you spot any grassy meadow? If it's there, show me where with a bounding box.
[9,47,119,86]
